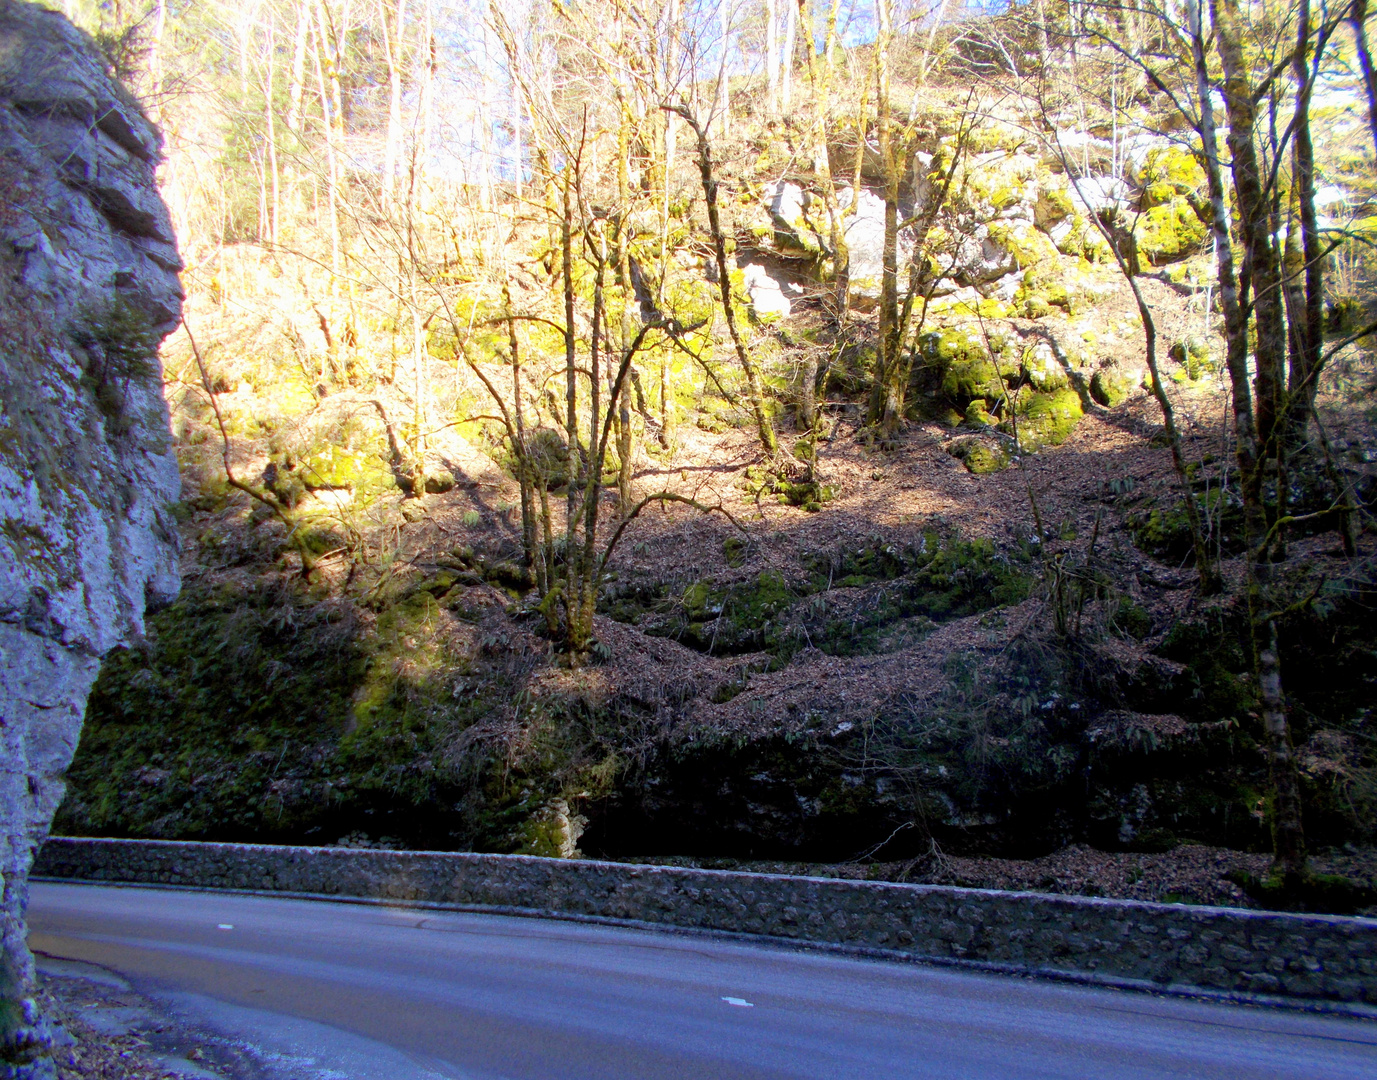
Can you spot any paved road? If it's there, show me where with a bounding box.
[27,882,1377,1079]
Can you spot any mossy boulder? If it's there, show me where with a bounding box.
[1015,259,1108,319]
[523,427,572,487]
[742,463,835,512]
[1000,387,1083,451]
[927,325,1019,402]
[1090,364,1143,408]
[767,181,826,256]
[1034,179,1075,231]
[1016,264,1068,318]
[1168,335,1218,380]
[951,149,1040,221]
[1020,342,1068,392]
[946,434,1012,474]
[943,354,1009,401]
[964,399,996,426]
[1129,490,1243,563]
[1138,146,1206,208]
[1053,216,1113,262]
[677,570,795,653]
[986,220,1062,270]
[1134,198,1207,265]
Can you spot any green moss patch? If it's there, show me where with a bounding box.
[1000,387,1083,451]
[1134,198,1208,265]
[946,434,1012,474]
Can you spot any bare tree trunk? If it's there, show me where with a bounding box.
[1352,0,1377,156]
[798,0,850,315]
[1214,0,1287,460]
[765,0,779,115]
[824,0,842,66]
[1193,0,1260,555]
[868,0,904,433]
[1260,619,1308,881]
[1282,0,1326,448]
[781,0,797,112]
[1203,0,1308,881]
[571,222,611,660]
[917,0,949,85]
[411,273,427,493]
[479,18,498,214]
[381,0,409,211]
[510,35,524,208]
[798,350,819,430]
[715,0,732,137]
[311,0,342,291]
[287,0,309,133]
[263,18,281,246]
[417,0,434,212]
[562,165,580,579]
[506,293,544,592]
[149,0,168,120]
[673,105,777,455]
[616,98,637,511]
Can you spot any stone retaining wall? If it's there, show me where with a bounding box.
[34,837,1377,1009]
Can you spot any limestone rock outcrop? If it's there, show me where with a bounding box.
[0,3,181,1075]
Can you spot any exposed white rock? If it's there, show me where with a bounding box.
[840,187,891,305]
[741,262,792,318]
[0,4,181,1075]
[988,271,1024,303]
[767,180,826,255]
[953,223,1019,285]
[1068,175,1133,215]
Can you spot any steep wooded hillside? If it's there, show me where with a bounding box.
[42,0,1377,914]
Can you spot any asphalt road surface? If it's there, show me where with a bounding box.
[27,882,1377,1080]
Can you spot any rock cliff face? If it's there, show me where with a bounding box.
[0,3,181,1074]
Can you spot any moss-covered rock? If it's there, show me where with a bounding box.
[1053,215,1113,262]
[1128,489,1243,562]
[1021,342,1068,391]
[675,569,795,653]
[926,325,1018,403]
[742,463,835,512]
[986,220,1062,270]
[964,398,996,426]
[1014,258,1109,319]
[1001,387,1083,451]
[1168,335,1218,380]
[1139,146,1206,207]
[1134,198,1207,265]
[1090,364,1143,408]
[943,353,1008,400]
[946,434,1012,474]
[1034,179,1075,231]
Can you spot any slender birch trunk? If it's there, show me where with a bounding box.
[765,0,779,115]
[715,0,732,137]
[264,20,281,246]
[1352,0,1377,157]
[312,0,342,291]
[673,105,777,455]
[781,0,796,112]
[1201,0,1308,881]
[381,0,409,211]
